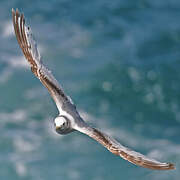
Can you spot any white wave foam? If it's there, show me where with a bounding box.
[7,55,29,68]
[67,169,80,180]
[128,67,141,83]
[24,86,46,100]
[56,22,91,58]
[0,67,12,83]
[102,81,112,92]
[13,136,37,152]
[2,20,14,38]
[0,109,27,123]
[15,161,27,177]
[0,55,29,83]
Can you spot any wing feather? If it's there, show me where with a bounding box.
[77,126,175,170]
[12,9,70,112]
[12,9,175,170]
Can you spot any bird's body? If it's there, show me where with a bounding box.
[12,8,175,170]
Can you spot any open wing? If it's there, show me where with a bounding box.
[12,9,71,112]
[76,125,175,170]
[12,9,175,170]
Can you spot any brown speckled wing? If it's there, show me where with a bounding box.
[12,9,70,112]
[78,126,175,170]
[12,9,175,170]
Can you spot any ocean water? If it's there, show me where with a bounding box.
[0,0,180,179]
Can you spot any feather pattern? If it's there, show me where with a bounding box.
[12,8,70,112]
[78,126,175,170]
[12,9,175,171]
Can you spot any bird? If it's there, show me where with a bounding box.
[12,8,175,170]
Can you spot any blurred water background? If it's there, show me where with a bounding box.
[0,0,180,179]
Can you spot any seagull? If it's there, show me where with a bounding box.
[12,8,175,170]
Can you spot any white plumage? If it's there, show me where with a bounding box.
[12,8,175,170]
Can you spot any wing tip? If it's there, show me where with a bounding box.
[12,8,21,16]
[16,8,19,13]
[167,163,175,170]
[12,8,16,18]
[12,8,20,19]
[147,162,175,170]
[12,8,15,13]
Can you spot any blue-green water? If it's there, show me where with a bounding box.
[0,1,180,179]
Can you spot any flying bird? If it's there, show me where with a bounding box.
[12,8,175,170]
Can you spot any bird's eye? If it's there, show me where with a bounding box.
[62,122,65,126]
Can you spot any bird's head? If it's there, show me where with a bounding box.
[54,115,74,134]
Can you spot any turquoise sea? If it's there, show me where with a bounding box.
[0,0,180,179]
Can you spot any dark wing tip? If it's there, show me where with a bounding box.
[84,127,176,171]
[16,8,19,13]
[15,8,19,17]
[118,151,175,170]
[145,162,175,170]
[167,163,175,170]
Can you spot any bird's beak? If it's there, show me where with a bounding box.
[55,126,61,130]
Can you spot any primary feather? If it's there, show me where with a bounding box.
[12,8,175,171]
[12,8,71,112]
